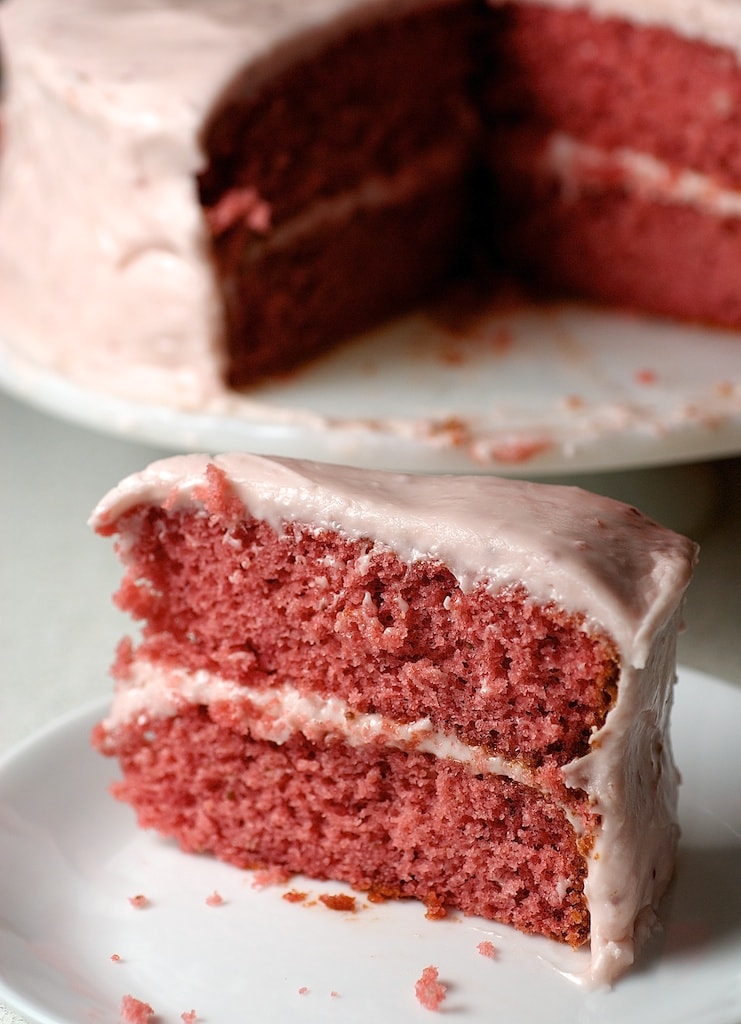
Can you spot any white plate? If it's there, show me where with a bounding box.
[3,299,741,475]
[1,667,740,1024]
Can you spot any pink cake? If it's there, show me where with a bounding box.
[2,1,741,406]
[90,453,697,986]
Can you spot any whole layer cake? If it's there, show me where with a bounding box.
[1,0,741,404]
[90,453,698,986]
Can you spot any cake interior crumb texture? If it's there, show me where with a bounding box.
[98,502,610,945]
[91,454,699,985]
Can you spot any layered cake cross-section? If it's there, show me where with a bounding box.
[3,0,741,402]
[90,453,698,986]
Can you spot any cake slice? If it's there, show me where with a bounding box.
[90,453,697,986]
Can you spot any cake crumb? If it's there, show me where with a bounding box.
[423,893,447,920]
[282,889,308,903]
[318,892,356,912]
[562,393,585,411]
[330,991,340,999]
[415,966,447,1011]
[365,887,390,904]
[205,890,224,906]
[477,940,497,959]
[128,894,150,909]
[204,186,272,237]
[110,953,122,963]
[181,1011,198,1023]
[252,865,292,888]
[119,994,154,1023]
[485,435,553,465]
[490,326,513,354]
[298,986,310,996]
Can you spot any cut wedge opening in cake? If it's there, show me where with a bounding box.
[198,0,741,385]
[90,454,698,986]
[2,0,741,401]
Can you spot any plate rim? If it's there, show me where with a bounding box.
[3,312,741,476]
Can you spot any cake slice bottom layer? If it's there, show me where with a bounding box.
[94,703,593,946]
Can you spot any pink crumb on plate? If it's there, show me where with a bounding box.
[415,965,447,1011]
[282,889,308,903]
[181,1011,198,1023]
[119,994,154,1023]
[252,865,292,888]
[128,894,149,909]
[477,940,498,958]
[318,892,356,912]
[205,890,224,906]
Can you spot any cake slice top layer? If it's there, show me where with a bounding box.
[91,452,697,671]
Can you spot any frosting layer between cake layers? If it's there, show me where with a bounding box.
[91,453,698,986]
[3,0,741,401]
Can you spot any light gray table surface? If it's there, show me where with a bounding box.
[1,388,740,1024]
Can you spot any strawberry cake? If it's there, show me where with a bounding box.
[90,453,698,986]
[1,0,741,404]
